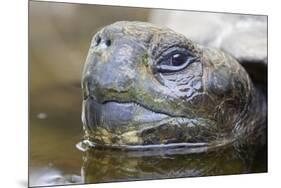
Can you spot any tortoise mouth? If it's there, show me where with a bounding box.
[77,139,211,154]
[82,97,172,133]
[81,97,227,147]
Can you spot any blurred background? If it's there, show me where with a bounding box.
[29,1,267,187]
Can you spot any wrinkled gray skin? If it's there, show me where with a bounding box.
[81,21,266,151]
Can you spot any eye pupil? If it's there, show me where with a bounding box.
[156,49,197,73]
[171,53,186,66]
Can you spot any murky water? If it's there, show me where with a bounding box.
[29,84,267,187]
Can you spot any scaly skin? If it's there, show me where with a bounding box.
[81,21,266,151]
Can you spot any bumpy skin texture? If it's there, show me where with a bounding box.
[81,21,266,150]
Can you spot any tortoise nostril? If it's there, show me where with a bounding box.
[95,35,101,46]
[105,39,111,47]
[94,32,112,48]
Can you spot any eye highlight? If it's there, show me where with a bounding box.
[156,49,198,73]
[171,53,187,66]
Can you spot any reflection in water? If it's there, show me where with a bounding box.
[31,144,265,186]
[30,136,266,186]
[81,144,263,184]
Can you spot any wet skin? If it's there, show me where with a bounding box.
[81,21,266,150]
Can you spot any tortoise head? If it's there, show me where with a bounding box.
[81,21,253,149]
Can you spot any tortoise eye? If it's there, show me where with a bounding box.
[156,50,197,73]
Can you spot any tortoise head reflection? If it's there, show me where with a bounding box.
[80,146,258,183]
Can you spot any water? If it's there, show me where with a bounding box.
[29,84,267,187]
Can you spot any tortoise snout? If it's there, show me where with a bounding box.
[82,49,136,103]
[82,31,147,103]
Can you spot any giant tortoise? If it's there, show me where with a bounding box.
[80,21,267,153]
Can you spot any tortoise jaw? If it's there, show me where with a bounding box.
[82,97,223,146]
[82,97,170,134]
